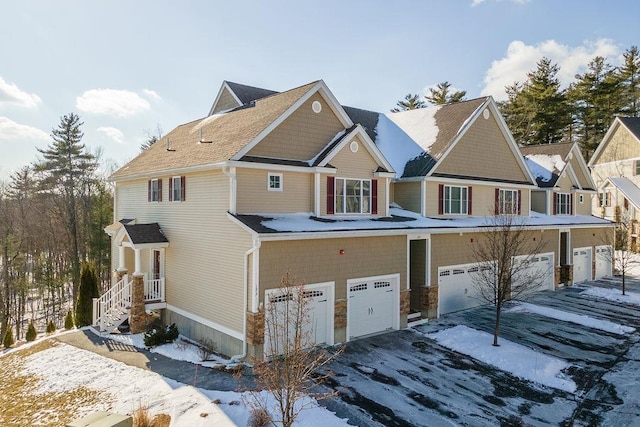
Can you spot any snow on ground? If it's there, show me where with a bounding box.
[580,286,640,306]
[427,325,577,393]
[507,302,635,335]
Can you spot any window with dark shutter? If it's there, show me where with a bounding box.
[553,192,557,215]
[148,180,152,202]
[181,176,186,201]
[327,176,335,214]
[438,184,444,215]
[517,189,522,215]
[371,179,378,214]
[467,186,472,215]
[168,178,173,202]
[158,179,162,202]
[495,188,499,215]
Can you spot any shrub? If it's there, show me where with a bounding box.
[3,327,14,349]
[75,262,99,327]
[248,407,272,427]
[64,310,74,330]
[143,323,179,348]
[26,322,37,342]
[46,320,56,334]
[197,337,217,361]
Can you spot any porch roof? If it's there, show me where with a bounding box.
[123,223,169,244]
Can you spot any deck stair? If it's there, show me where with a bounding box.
[92,275,132,333]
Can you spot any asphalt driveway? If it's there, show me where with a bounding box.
[320,276,640,426]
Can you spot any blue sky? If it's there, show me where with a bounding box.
[1,0,638,176]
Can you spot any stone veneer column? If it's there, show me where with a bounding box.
[334,299,347,329]
[246,311,265,346]
[425,285,439,319]
[116,269,128,283]
[400,289,411,315]
[129,274,146,334]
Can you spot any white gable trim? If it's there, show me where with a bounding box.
[317,124,395,174]
[562,162,582,190]
[231,81,354,161]
[208,81,242,116]
[570,143,597,190]
[423,175,537,189]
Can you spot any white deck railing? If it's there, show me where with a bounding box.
[92,275,132,330]
[144,278,165,302]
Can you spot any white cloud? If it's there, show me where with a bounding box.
[0,116,49,141]
[481,39,621,101]
[0,76,41,109]
[97,126,125,144]
[76,89,151,118]
[142,89,161,101]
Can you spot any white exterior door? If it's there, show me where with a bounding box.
[595,245,613,279]
[438,262,484,316]
[347,274,399,340]
[573,247,592,283]
[512,253,555,298]
[264,282,333,356]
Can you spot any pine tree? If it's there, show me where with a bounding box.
[391,93,426,112]
[425,81,467,105]
[617,46,640,117]
[34,113,97,307]
[3,326,14,348]
[26,321,37,342]
[75,262,99,327]
[65,310,74,330]
[46,320,56,334]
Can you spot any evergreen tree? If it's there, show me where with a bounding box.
[499,82,534,146]
[64,310,74,330]
[391,93,426,112]
[140,124,163,151]
[34,113,97,307]
[46,320,56,333]
[75,262,99,327]
[3,326,13,348]
[617,46,640,117]
[26,321,36,342]
[425,81,467,105]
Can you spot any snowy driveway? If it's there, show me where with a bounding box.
[321,276,640,426]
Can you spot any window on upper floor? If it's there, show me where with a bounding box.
[635,160,640,176]
[169,176,186,202]
[579,194,584,204]
[555,192,572,215]
[268,173,282,191]
[147,178,162,202]
[440,185,470,215]
[327,177,378,215]
[599,191,612,207]
[496,189,520,215]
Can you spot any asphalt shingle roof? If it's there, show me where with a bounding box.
[124,223,168,244]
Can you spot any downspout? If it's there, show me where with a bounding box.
[230,237,261,363]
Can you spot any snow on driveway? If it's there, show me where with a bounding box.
[580,286,640,306]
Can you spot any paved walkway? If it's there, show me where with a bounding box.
[55,329,248,392]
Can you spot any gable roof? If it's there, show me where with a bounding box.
[111,81,320,179]
[589,117,640,166]
[225,81,278,105]
[124,223,169,244]
[521,142,595,190]
[606,176,640,211]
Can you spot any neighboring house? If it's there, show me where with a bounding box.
[99,80,613,360]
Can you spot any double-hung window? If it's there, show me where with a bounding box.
[169,176,186,202]
[443,185,468,215]
[556,193,571,215]
[335,178,371,214]
[635,160,640,176]
[498,189,519,214]
[148,178,162,202]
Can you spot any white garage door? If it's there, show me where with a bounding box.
[573,247,592,283]
[595,245,613,279]
[438,262,486,316]
[264,282,333,356]
[512,253,555,298]
[347,274,399,340]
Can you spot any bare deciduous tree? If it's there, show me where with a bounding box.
[246,273,341,427]
[470,213,548,346]
[602,209,637,295]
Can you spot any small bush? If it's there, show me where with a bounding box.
[133,402,170,427]
[197,337,217,361]
[64,310,74,330]
[46,320,56,334]
[143,323,179,348]
[248,407,272,427]
[25,322,37,342]
[3,327,14,348]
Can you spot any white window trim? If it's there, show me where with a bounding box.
[557,192,571,215]
[498,189,518,215]
[579,194,584,203]
[171,176,182,202]
[444,185,468,215]
[335,177,372,214]
[267,172,283,192]
[151,178,160,202]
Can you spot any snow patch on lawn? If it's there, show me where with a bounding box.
[427,325,576,393]
[507,302,635,335]
[580,286,640,306]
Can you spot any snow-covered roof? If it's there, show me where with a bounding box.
[524,154,566,187]
[232,206,612,235]
[607,177,640,210]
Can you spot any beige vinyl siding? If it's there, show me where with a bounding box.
[435,111,529,183]
[571,227,611,250]
[568,155,593,190]
[425,182,530,217]
[575,193,592,215]
[212,87,241,114]
[394,181,422,213]
[247,93,345,161]
[236,168,313,213]
[594,126,640,164]
[430,229,554,285]
[555,174,574,193]
[259,235,406,302]
[115,171,253,333]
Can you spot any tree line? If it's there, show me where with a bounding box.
[1,113,112,342]
[393,45,640,160]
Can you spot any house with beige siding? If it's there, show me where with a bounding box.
[98,80,613,360]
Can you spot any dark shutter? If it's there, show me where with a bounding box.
[327,176,335,214]
[371,179,378,215]
[495,188,500,215]
[467,186,472,215]
[570,193,573,215]
[148,180,152,202]
[169,178,173,202]
[158,179,162,202]
[181,176,186,201]
[553,192,557,215]
[517,189,522,215]
[438,184,444,215]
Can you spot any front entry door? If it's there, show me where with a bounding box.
[153,250,161,280]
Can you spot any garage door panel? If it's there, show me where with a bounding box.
[512,253,554,298]
[573,247,592,283]
[348,275,399,340]
[595,245,612,279]
[438,263,485,315]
